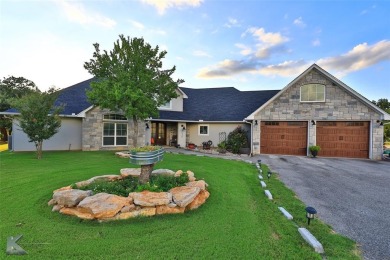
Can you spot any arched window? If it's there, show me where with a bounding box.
[102,114,127,146]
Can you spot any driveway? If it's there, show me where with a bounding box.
[259,155,390,260]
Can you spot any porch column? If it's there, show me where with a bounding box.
[177,122,187,148]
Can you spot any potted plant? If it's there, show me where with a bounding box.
[217,141,227,154]
[309,145,321,158]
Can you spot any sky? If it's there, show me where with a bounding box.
[0,0,389,101]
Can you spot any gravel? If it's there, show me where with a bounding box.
[259,155,390,260]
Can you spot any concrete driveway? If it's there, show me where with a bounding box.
[259,155,390,260]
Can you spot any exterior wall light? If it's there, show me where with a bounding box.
[181,125,186,131]
[254,120,258,126]
[145,123,150,129]
[311,120,316,126]
[305,206,317,225]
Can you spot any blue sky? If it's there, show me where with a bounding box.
[1,0,389,101]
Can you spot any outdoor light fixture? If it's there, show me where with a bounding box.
[145,123,150,129]
[311,120,316,126]
[305,206,317,225]
[254,120,258,126]
[377,120,384,126]
[267,171,272,179]
[181,125,186,131]
[257,159,262,168]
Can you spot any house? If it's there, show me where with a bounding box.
[4,64,389,160]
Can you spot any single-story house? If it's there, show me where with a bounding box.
[4,64,389,159]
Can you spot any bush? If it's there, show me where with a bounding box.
[79,173,189,196]
[226,126,249,154]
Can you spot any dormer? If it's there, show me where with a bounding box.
[158,88,188,112]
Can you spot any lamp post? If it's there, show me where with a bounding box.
[305,206,317,225]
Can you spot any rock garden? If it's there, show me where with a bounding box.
[49,168,210,221]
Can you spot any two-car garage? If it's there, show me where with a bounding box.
[260,121,369,158]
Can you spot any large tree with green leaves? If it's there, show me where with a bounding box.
[0,76,39,140]
[84,35,184,148]
[11,88,63,159]
[372,98,390,142]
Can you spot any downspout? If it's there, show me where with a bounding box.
[244,120,253,157]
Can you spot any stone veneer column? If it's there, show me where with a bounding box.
[82,107,146,151]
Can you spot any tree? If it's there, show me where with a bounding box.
[372,98,390,142]
[11,88,63,159]
[0,76,39,141]
[84,35,184,148]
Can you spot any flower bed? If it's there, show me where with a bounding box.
[48,169,210,222]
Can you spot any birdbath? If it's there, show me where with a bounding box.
[129,146,164,184]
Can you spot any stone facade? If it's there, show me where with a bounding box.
[82,107,146,151]
[252,68,383,159]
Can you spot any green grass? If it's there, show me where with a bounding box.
[0,151,360,259]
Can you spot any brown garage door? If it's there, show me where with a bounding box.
[261,121,307,155]
[316,121,369,158]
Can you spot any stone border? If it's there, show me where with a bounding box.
[48,169,210,222]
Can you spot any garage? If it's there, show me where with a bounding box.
[316,121,369,158]
[260,121,307,155]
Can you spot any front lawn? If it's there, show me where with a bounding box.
[0,151,360,259]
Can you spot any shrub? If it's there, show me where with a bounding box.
[79,172,190,195]
[309,145,321,152]
[226,126,249,154]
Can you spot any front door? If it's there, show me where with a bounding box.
[151,122,166,146]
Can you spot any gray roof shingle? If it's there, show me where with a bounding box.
[4,79,279,121]
[158,87,279,121]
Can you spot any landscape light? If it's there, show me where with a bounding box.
[305,206,317,225]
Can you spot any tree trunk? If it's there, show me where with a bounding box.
[132,116,138,148]
[139,164,154,184]
[35,141,43,159]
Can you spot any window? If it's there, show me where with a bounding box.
[265,121,279,126]
[159,101,172,109]
[103,114,127,146]
[199,125,209,135]
[300,84,325,102]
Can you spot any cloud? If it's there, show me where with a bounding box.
[193,50,212,58]
[241,27,289,59]
[235,43,252,56]
[141,0,203,14]
[312,39,320,46]
[244,27,288,45]
[224,17,240,28]
[197,59,259,78]
[57,0,116,28]
[257,60,309,77]
[129,19,145,30]
[197,27,290,79]
[293,17,306,28]
[317,40,390,76]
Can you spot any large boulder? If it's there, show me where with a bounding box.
[75,175,121,188]
[151,169,175,176]
[77,193,132,219]
[120,168,141,178]
[130,191,172,207]
[112,207,156,220]
[156,205,185,215]
[53,189,93,207]
[186,190,210,210]
[186,180,208,190]
[60,207,94,220]
[170,186,201,207]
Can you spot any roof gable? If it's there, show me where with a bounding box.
[246,64,390,120]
